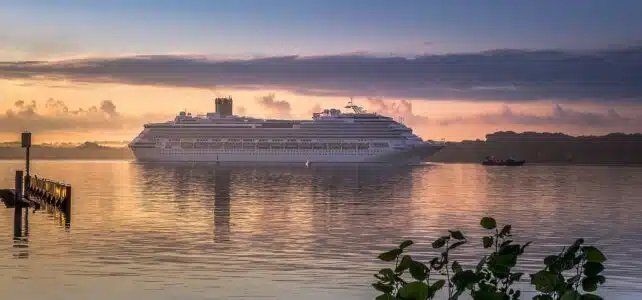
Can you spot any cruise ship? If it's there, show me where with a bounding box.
[129,97,445,164]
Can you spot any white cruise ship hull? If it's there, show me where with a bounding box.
[131,145,445,165]
[129,97,447,166]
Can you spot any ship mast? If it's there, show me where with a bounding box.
[345,97,365,114]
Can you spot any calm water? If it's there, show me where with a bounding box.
[1,161,642,300]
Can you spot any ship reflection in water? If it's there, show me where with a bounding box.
[1,161,642,300]
[135,162,419,247]
[213,167,230,242]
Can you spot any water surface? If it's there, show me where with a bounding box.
[1,161,641,299]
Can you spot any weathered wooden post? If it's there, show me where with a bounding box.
[14,170,23,206]
[14,170,23,237]
[21,132,32,190]
[65,185,72,225]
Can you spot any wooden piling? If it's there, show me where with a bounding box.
[64,185,72,224]
[13,205,22,238]
[14,170,23,237]
[15,170,23,206]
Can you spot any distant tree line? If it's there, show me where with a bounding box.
[431,131,642,164]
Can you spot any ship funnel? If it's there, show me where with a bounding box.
[215,97,233,117]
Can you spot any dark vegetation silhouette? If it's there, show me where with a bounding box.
[372,217,606,300]
[432,132,642,164]
[0,141,131,160]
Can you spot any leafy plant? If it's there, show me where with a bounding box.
[461,217,530,300]
[372,229,467,300]
[371,217,607,300]
[530,238,607,300]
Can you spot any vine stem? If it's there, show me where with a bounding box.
[445,240,452,299]
[574,257,585,292]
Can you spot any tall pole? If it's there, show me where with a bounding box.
[26,147,30,176]
[21,132,31,189]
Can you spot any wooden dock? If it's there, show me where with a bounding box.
[25,175,71,213]
[1,132,72,237]
[1,171,71,218]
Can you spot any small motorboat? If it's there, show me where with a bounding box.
[482,156,526,166]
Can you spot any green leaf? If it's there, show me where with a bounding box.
[561,255,577,271]
[452,260,463,274]
[398,281,429,300]
[483,236,494,249]
[499,225,512,237]
[449,230,466,240]
[427,280,445,299]
[498,244,521,256]
[509,272,524,283]
[432,237,447,249]
[500,240,513,248]
[488,254,517,276]
[567,274,581,285]
[473,290,506,300]
[583,246,607,263]
[520,241,532,254]
[396,255,413,273]
[375,294,395,300]
[429,257,439,267]
[596,275,606,284]
[372,282,394,294]
[409,260,428,281]
[476,256,486,272]
[448,240,467,251]
[560,290,581,300]
[533,295,554,300]
[531,270,561,293]
[378,248,403,262]
[452,270,478,290]
[430,279,445,292]
[481,217,497,229]
[580,295,604,300]
[544,255,558,267]
[511,290,521,300]
[583,262,604,276]
[400,240,414,249]
[378,268,396,281]
[582,276,600,292]
[452,289,466,300]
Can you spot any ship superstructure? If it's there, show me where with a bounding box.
[129,97,445,164]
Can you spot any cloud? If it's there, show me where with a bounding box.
[1,45,642,102]
[437,104,642,130]
[100,99,119,117]
[0,33,76,59]
[365,98,430,125]
[236,105,247,116]
[308,103,322,115]
[0,99,163,134]
[255,93,291,117]
[361,97,642,134]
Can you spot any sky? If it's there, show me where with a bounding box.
[1,0,642,142]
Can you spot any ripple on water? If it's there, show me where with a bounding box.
[1,161,641,299]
